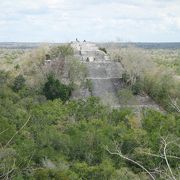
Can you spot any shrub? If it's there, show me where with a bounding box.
[122,72,130,84]
[0,70,9,85]
[0,117,16,145]
[34,168,79,180]
[118,89,137,105]
[12,74,26,92]
[50,45,74,59]
[132,80,144,95]
[43,74,72,101]
[14,64,20,70]
[99,47,107,54]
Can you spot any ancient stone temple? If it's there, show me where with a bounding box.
[71,41,110,62]
[71,40,161,111]
[71,40,124,106]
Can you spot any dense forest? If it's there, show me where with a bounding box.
[0,44,180,179]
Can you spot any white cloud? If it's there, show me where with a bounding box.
[0,0,180,42]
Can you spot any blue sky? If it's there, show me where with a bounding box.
[0,0,180,42]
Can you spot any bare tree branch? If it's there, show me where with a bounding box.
[168,95,180,113]
[5,116,31,148]
[106,147,156,180]
[0,129,9,136]
[161,137,177,180]
[140,151,180,160]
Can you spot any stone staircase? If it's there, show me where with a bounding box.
[85,61,124,105]
[71,41,124,106]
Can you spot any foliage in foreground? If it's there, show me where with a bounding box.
[0,79,179,179]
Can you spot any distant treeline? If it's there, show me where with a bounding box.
[129,42,180,49]
[0,42,65,49]
[1,42,180,49]
[99,42,180,49]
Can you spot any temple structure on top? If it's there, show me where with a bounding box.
[71,40,110,62]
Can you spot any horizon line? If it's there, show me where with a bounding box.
[1,41,180,43]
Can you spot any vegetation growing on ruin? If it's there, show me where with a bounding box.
[99,47,107,54]
[109,46,180,112]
